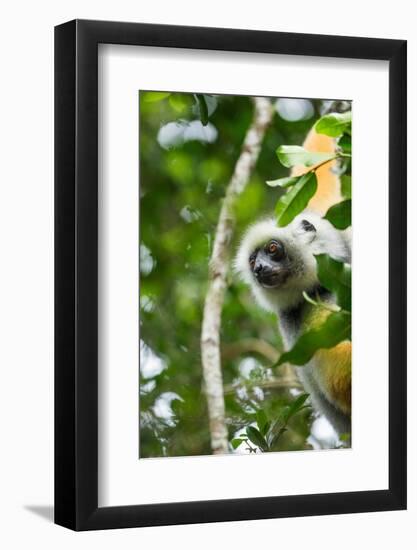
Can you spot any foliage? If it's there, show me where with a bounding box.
[272,116,351,228]
[276,145,336,168]
[341,174,352,199]
[315,254,352,312]
[271,110,352,371]
[324,199,351,229]
[274,172,317,227]
[276,311,351,367]
[231,394,311,452]
[314,111,352,137]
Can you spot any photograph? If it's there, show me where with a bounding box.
[139,91,352,458]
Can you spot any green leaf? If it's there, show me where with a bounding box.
[256,410,268,435]
[275,172,318,227]
[315,111,352,137]
[246,426,269,451]
[283,393,310,422]
[194,94,209,126]
[338,134,351,153]
[231,438,244,450]
[324,199,351,230]
[266,396,309,446]
[266,176,300,188]
[341,175,352,199]
[276,145,336,168]
[276,311,351,366]
[315,254,351,311]
[169,93,192,113]
[203,95,218,117]
[263,420,271,436]
[142,91,171,103]
[269,427,287,448]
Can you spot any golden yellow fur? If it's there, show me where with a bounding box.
[302,302,351,416]
[315,344,351,415]
[292,130,342,215]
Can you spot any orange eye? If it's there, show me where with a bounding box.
[267,240,285,260]
[249,258,255,268]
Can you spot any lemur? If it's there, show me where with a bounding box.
[234,129,352,438]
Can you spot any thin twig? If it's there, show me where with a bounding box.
[304,152,351,176]
[222,338,280,364]
[200,97,274,454]
[223,376,302,396]
[302,291,341,313]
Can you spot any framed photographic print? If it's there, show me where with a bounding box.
[55,19,407,530]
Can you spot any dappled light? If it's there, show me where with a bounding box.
[275,98,314,121]
[157,120,218,149]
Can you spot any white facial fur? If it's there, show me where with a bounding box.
[234,211,350,312]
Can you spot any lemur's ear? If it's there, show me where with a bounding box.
[295,218,317,243]
[300,219,316,233]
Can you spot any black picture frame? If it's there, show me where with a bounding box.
[55,19,407,531]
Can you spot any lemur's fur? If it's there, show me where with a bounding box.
[234,130,352,438]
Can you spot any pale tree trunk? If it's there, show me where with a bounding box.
[201,97,274,454]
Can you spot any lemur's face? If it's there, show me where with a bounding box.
[234,213,349,312]
[248,239,291,288]
[247,219,316,289]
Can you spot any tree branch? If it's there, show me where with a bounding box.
[223,376,302,396]
[200,97,274,454]
[222,338,279,364]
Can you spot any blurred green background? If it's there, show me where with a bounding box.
[139,91,337,458]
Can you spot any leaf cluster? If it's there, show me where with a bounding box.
[142,90,216,126]
[231,393,311,452]
[268,111,352,367]
[269,110,352,228]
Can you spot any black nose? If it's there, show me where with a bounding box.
[254,263,272,278]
